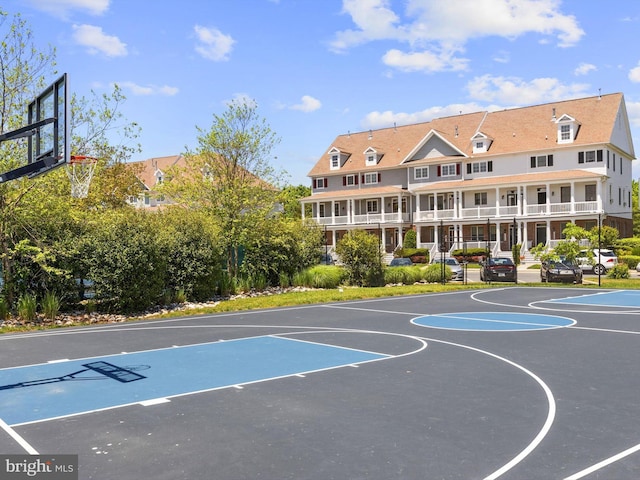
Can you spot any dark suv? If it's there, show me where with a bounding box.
[540,258,582,284]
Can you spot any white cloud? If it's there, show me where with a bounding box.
[625,101,640,127]
[72,24,127,57]
[291,95,322,112]
[194,25,235,61]
[117,82,178,96]
[362,102,487,129]
[24,0,110,18]
[332,0,584,72]
[362,72,594,130]
[466,74,590,104]
[575,63,597,76]
[382,48,468,73]
[629,63,640,83]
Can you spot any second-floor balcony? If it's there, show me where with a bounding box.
[315,212,411,225]
[417,200,599,221]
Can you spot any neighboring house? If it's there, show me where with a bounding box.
[127,155,184,209]
[301,93,636,260]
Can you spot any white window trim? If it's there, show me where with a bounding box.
[366,154,377,166]
[414,166,429,180]
[472,161,487,173]
[364,172,378,185]
[346,174,356,186]
[330,154,340,170]
[441,164,456,177]
[366,199,379,213]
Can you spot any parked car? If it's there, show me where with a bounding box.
[431,257,464,281]
[389,257,413,267]
[319,253,335,265]
[576,249,618,275]
[540,257,582,284]
[480,257,517,282]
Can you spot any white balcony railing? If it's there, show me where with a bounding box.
[313,201,601,226]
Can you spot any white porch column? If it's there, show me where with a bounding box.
[416,193,422,221]
[495,187,500,217]
[522,187,528,216]
[397,194,402,222]
[546,220,551,246]
[332,230,337,249]
[315,201,320,221]
[570,182,576,214]
[546,183,551,214]
[416,225,422,247]
[433,192,439,219]
[301,202,305,220]
[331,201,336,225]
[397,227,403,247]
[523,221,529,251]
[597,179,603,211]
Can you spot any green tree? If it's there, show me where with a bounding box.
[241,218,323,286]
[153,207,222,302]
[0,12,142,307]
[162,99,284,279]
[335,230,384,287]
[84,211,165,312]
[278,184,312,219]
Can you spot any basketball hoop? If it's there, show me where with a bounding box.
[66,155,98,198]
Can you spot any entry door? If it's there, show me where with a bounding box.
[535,223,547,246]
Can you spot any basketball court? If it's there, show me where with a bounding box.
[1,286,640,479]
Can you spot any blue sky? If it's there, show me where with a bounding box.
[5,0,640,186]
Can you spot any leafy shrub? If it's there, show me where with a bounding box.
[293,266,345,289]
[42,292,60,320]
[336,230,384,287]
[17,293,37,322]
[422,264,451,283]
[395,248,429,261]
[0,298,8,320]
[620,255,640,269]
[384,266,424,285]
[451,247,489,263]
[403,230,417,249]
[607,263,630,279]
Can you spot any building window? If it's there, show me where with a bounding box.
[560,186,571,203]
[319,204,326,217]
[585,184,596,202]
[560,124,571,141]
[470,226,484,241]
[414,167,429,179]
[366,154,376,166]
[314,178,328,189]
[366,199,378,213]
[364,172,379,185]
[441,164,457,177]
[331,154,340,169]
[474,192,488,206]
[578,150,603,164]
[530,155,554,168]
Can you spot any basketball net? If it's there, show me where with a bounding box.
[66,155,98,198]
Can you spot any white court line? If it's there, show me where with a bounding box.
[563,443,640,480]
[424,313,575,328]
[0,418,38,454]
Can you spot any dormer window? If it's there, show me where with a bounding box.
[471,132,492,154]
[363,147,381,166]
[329,147,349,170]
[555,114,579,144]
[155,171,164,184]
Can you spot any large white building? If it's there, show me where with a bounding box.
[301,93,636,260]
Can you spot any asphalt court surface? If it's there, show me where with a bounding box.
[1,287,640,479]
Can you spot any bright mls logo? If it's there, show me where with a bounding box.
[1,455,77,479]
